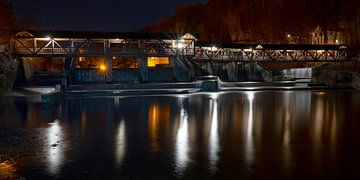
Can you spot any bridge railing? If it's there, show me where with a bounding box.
[14,46,195,57]
[14,40,195,57]
[194,45,348,62]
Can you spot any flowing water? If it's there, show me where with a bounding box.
[1,90,360,179]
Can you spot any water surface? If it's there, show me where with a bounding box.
[1,90,360,179]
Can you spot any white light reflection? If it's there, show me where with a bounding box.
[245,92,255,165]
[175,98,189,175]
[209,95,219,173]
[282,91,292,173]
[283,92,291,146]
[115,120,126,167]
[46,120,64,175]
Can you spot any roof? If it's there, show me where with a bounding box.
[196,41,347,50]
[15,30,199,40]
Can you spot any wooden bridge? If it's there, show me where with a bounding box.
[12,30,349,62]
[9,30,353,84]
[12,30,195,58]
[194,42,348,62]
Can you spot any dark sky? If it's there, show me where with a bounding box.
[12,0,208,32]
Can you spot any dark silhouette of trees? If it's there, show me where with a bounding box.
[0,0,16,44]
[145,0,360,45]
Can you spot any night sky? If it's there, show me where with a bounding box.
[12,0,207,32]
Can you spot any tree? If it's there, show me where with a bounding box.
[0,0,17,95]
[145,0,360,46]
[0,0,16,45]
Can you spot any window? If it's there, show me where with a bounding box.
[75,57,105,69]
[112,57,138,69]
[147,57,169,67]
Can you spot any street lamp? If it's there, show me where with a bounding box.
[99,64,107,72]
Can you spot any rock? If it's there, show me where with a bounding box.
[0,125,39,162]
[352,73,360,90]
[51,143,58,147]
[312,69,353,87]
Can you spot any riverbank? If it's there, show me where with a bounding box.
[0,125,39,179]
[312,62,360,90]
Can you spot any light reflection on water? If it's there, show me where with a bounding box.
[175,98,189,175]
[0,91,359,178]
[46,120,64,175]
[115,120,126,167]
[208,96,219,173]
[245,92,255,165]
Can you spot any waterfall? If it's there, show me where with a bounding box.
[282,68,312,79]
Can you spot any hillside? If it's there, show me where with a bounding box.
[144,0,360,45]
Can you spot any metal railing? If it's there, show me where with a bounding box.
[194,46,348,62]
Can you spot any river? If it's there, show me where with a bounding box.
[0,90,359,179]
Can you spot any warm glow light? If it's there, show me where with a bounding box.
[287,34,291,38]
[0,161,17,178]
[45,36,51,41]
[244,48,253,52]
[99,64,107,72]
[148,103,170,152]
[256,45,263,49]
[147,57,169,67]
[335,39,339,44]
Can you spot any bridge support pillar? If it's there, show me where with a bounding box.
[226,62,237,81]
[248,62,256,81]
[206,62,214,75]
[174,56,193,82]
[139,56,149,82]
[64,57,73,85]
[105,56,112,83]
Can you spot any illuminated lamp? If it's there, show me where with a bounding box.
[177,43,184,49]
[99,64,107,72]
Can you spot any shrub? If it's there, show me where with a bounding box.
[0,53,17,95]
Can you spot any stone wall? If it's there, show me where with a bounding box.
[352,73,360,90]
[72,69,107,83]
[312,68,360,90]
[72,68,182,84]
[148,68,174,82]
[112,69,141,83]
[282,68,312,79]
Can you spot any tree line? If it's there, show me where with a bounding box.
[0,0,16,45]
[144,0,360,46]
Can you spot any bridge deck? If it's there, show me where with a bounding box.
[194,42,348,62]
[12,31,349,62]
